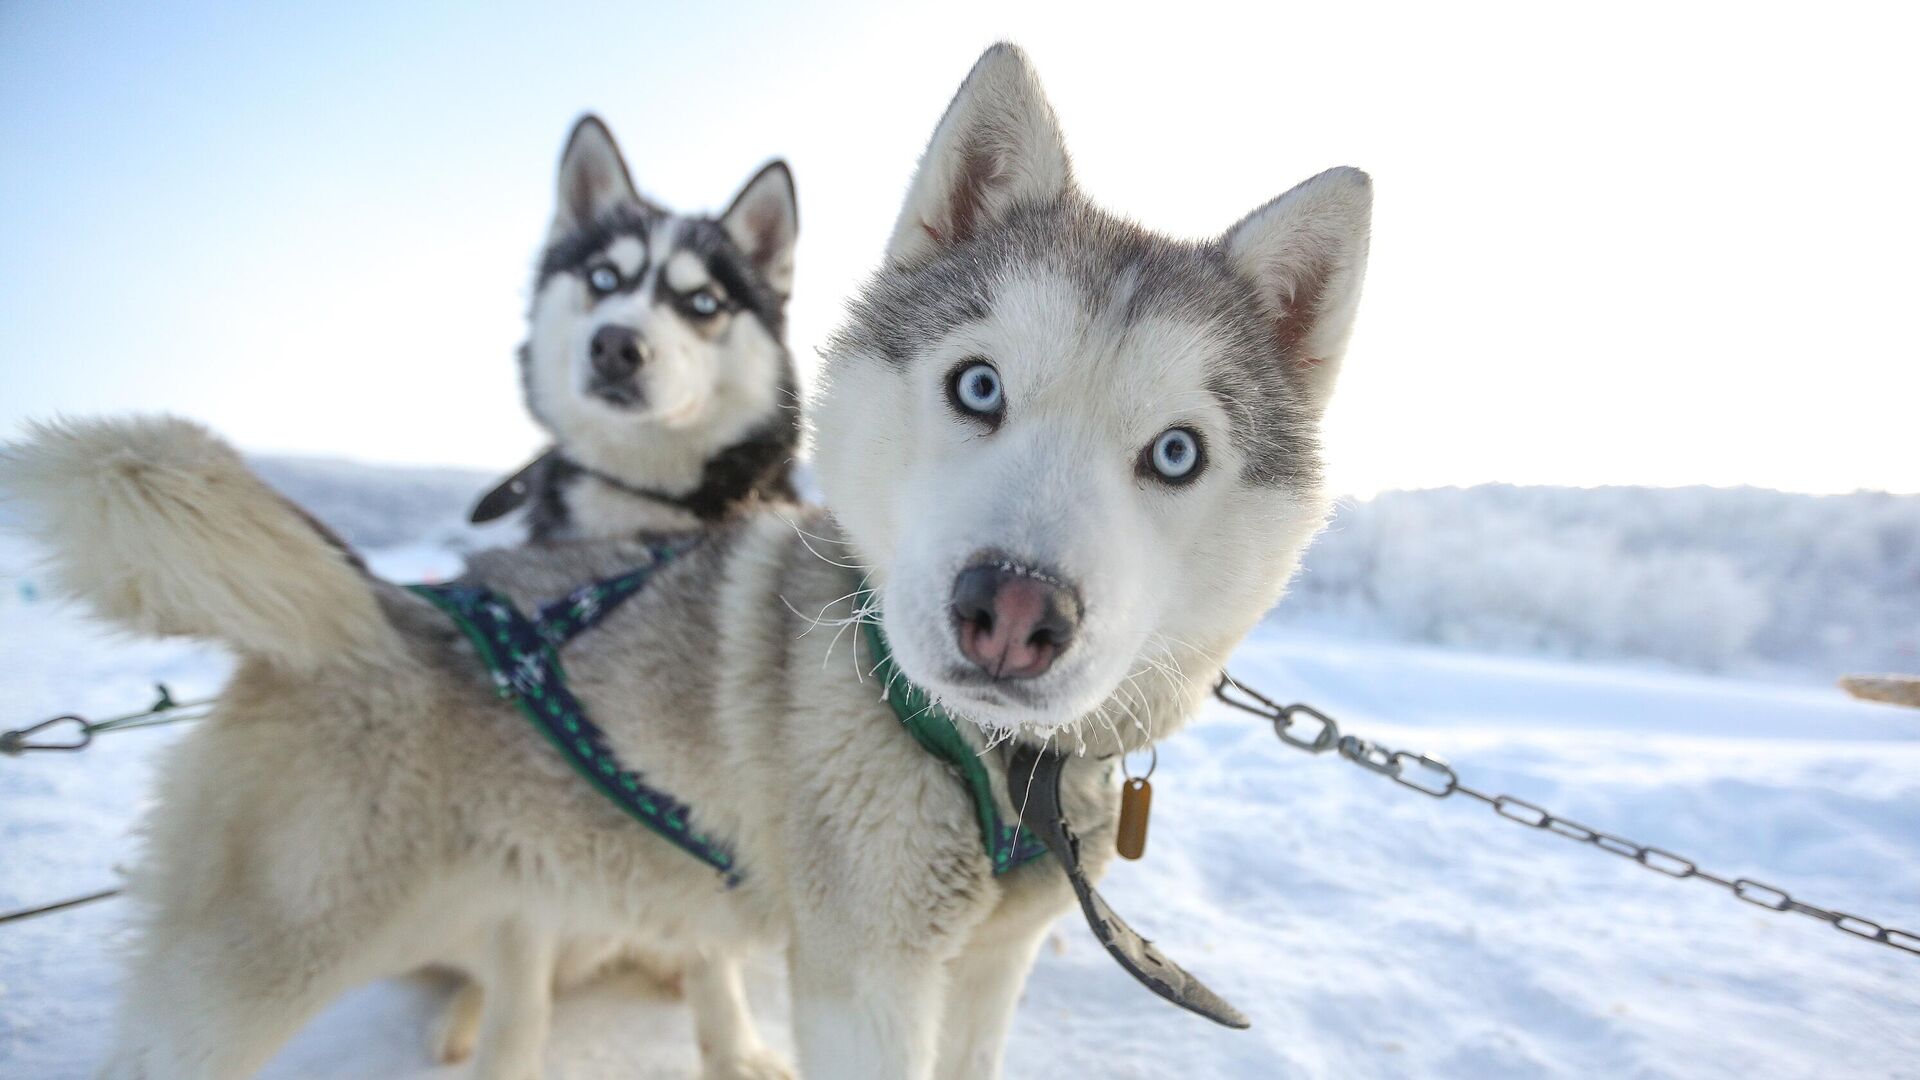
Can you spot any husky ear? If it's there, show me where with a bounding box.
[555,114,639,230]
[885,43,1073,266]
[1224,167,1373,415]
[721,160,799,299]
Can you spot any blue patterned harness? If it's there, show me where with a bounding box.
[408,543,1047,887]
[408,539,740,885]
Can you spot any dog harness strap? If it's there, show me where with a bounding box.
[531,564,663,648]
[408,540,740,885]
[1008,746,1251,1029]
[469,440,792,528]
[855,592,1047,875]
[468,451,554,524]
[467,449,698,525]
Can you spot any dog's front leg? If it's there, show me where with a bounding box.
[687,953,793,1079]
[788,933,947,1080]
[471,920,557,1080]
[933,924,1049,1080]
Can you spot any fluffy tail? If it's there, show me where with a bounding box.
[1,415,397,672]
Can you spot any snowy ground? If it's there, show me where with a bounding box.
[3,523,1918,1077]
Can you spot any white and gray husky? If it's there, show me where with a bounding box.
[2,43,1370,1080]
[475,114,801,540]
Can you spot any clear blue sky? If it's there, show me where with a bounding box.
[4,1,1916,493]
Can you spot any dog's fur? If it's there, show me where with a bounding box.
[0,44,1370,1079]
[446,114,807,1075]
[508,115,801,539]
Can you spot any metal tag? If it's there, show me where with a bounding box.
[1117,777,1152,860]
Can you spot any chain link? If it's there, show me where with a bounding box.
[1,684,214,756]
[1213,675,1920,959]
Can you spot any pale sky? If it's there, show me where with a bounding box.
[4,1,1915,494]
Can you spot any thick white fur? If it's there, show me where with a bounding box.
[0,416,395,673]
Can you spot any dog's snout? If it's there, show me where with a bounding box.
[589,324,649,382]
[950,560,1080,680]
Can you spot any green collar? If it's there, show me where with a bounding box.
[857,589,1047,874]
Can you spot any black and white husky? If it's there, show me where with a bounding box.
[4,44,1371,1079]
[454,115,805,1073]
[474,115,802,540]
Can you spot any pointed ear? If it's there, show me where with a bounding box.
[885,43,1073,266]
[1224,166,1373,415]
[555,114,639,231]
[721,160,799,299]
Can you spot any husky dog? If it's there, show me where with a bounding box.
[477,114,801,540]
[2,43,1369,1080]
[441,114,804,1074]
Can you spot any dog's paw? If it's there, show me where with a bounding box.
[429,982,484,1064]
[699,1046,795,1080]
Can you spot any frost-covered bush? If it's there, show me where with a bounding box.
[1279,486,1920,678]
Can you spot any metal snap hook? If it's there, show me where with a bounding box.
[0,715,93,755]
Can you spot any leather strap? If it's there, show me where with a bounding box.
[469,452,554,524]
[468,449,701,525]
[469,426,796,528]
[1008,744,1251,1029]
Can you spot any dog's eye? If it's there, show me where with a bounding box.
[947,361,1005,423]
[687,290,720,317]
[587,265,621,295]
[1143,428,1204,483]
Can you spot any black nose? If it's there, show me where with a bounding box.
[589,325,648,382]
[950,559,1080,680]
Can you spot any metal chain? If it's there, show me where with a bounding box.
[1213,674,1920,959]
[7,675,1913,960]
[1,684,214,756]
[0,886,123,926]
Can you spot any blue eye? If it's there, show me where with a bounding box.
[688,291,719,317]
[588,265,620,294]
[949,361,1003,419]
[1147,428,1203,482]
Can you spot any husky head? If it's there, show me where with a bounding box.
[813,45,1371,749]
[522,116,799,493]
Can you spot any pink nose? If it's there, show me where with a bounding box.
[950,561,1080,680]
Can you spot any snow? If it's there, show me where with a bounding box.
[3,463,1917,1078]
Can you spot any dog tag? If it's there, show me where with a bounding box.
[1116,777,1152,860]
